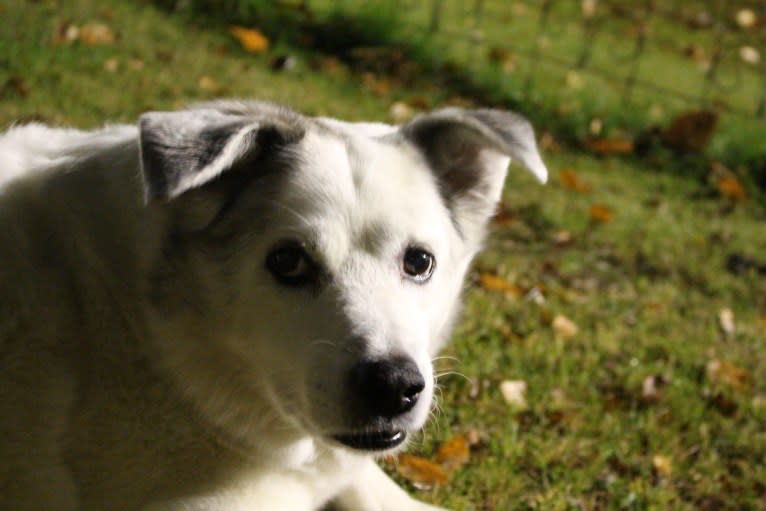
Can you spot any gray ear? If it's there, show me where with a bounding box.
[400,108,548,237]
[138,108,304,202]
[401,108,547,235]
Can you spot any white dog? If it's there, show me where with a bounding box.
[0,100,546,511]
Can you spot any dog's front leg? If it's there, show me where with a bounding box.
[330,459,447,511]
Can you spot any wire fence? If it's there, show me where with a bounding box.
[317,0,766,120]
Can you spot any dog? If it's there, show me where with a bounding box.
[0,100,547,511]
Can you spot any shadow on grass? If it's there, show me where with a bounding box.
[151,0,764,195]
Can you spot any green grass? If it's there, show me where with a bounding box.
[3,0,765,510]
[147,0,766,186]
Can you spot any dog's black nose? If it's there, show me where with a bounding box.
[351,356,426,418]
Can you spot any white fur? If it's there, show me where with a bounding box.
[0,102,544,511]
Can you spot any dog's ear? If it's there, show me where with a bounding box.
[138,108,304,203]
[401,108,546,238]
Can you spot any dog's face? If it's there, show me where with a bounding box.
[138,101,546,454]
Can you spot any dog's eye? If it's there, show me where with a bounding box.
[266,243,317,286]
[402,247,435,282]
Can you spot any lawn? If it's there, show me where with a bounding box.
[2,0,765,509]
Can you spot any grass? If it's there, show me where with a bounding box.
[150,0,766,188]
[3,0,765,509]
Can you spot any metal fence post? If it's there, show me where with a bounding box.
[429,0,443,34]
[622,0,653,106]
[524,0,555,96]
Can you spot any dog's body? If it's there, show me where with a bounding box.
[0,101,546,511]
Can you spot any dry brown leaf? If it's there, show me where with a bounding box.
[552,314,578,339]
[588,203,613,223]
[478,273,521,298]
[584,138,634,155]
[1,76,29,98]
[559,168,591,193]
[717,176,747,201]
[79,23,115,45]
[492,205,515,227]
[487,47,515,73]
[661,110,718,153]
[361,72,390,97]
[539,132,561,153]
[396,453,448,486]
[435,435,470,473]
[706,359,750,390]
[652,455,672,476]
[500,380,528,409]
[229,26,269,54]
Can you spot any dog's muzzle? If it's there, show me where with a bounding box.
[331,355,425,451]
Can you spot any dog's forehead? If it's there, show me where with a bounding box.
[276,120,450,262]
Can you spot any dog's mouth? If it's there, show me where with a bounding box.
[331,429,407,451]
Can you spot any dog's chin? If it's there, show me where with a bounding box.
[330,429,408,452]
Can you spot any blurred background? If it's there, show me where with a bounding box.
[2,1,765,509]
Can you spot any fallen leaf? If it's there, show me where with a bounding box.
[270,54,296,72]
[0,76,29,98]
[79,23,115,45]
[652,455,672,476]
[396,453,448,487]
[52,23,80,45]
[361,72,390,97]
[435,435,470,473]
[584,138,634,155]
[552,230,574,247]
[229,26,269,54]
[661,110,718,153]
[735,9,757,29]
[487,47,515,73]
[525,287,546,305]
[198,75,221,93]
[641,374,667,404]
[717,176,747,201]
[500,380,528,409]
[588,203,613,223]
[539,132,560,153]
[589,118,603,136]
[706,359,750,390]
[559,168,591,193]
[478,273,522,298]
[718,308,735,336]
[682,44,707,62]
[464,428,483,448]
[492,205,516,227]
[581,0,597,18]
[552,314,578,338]
[103,57,119,72]
[688,11,713,29]
[389,101,415,124]
[740,46,760,65]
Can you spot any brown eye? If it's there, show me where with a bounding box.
[402,247,435,282]
[266,242,317,286]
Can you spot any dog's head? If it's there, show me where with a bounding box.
[138,101,546,454]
